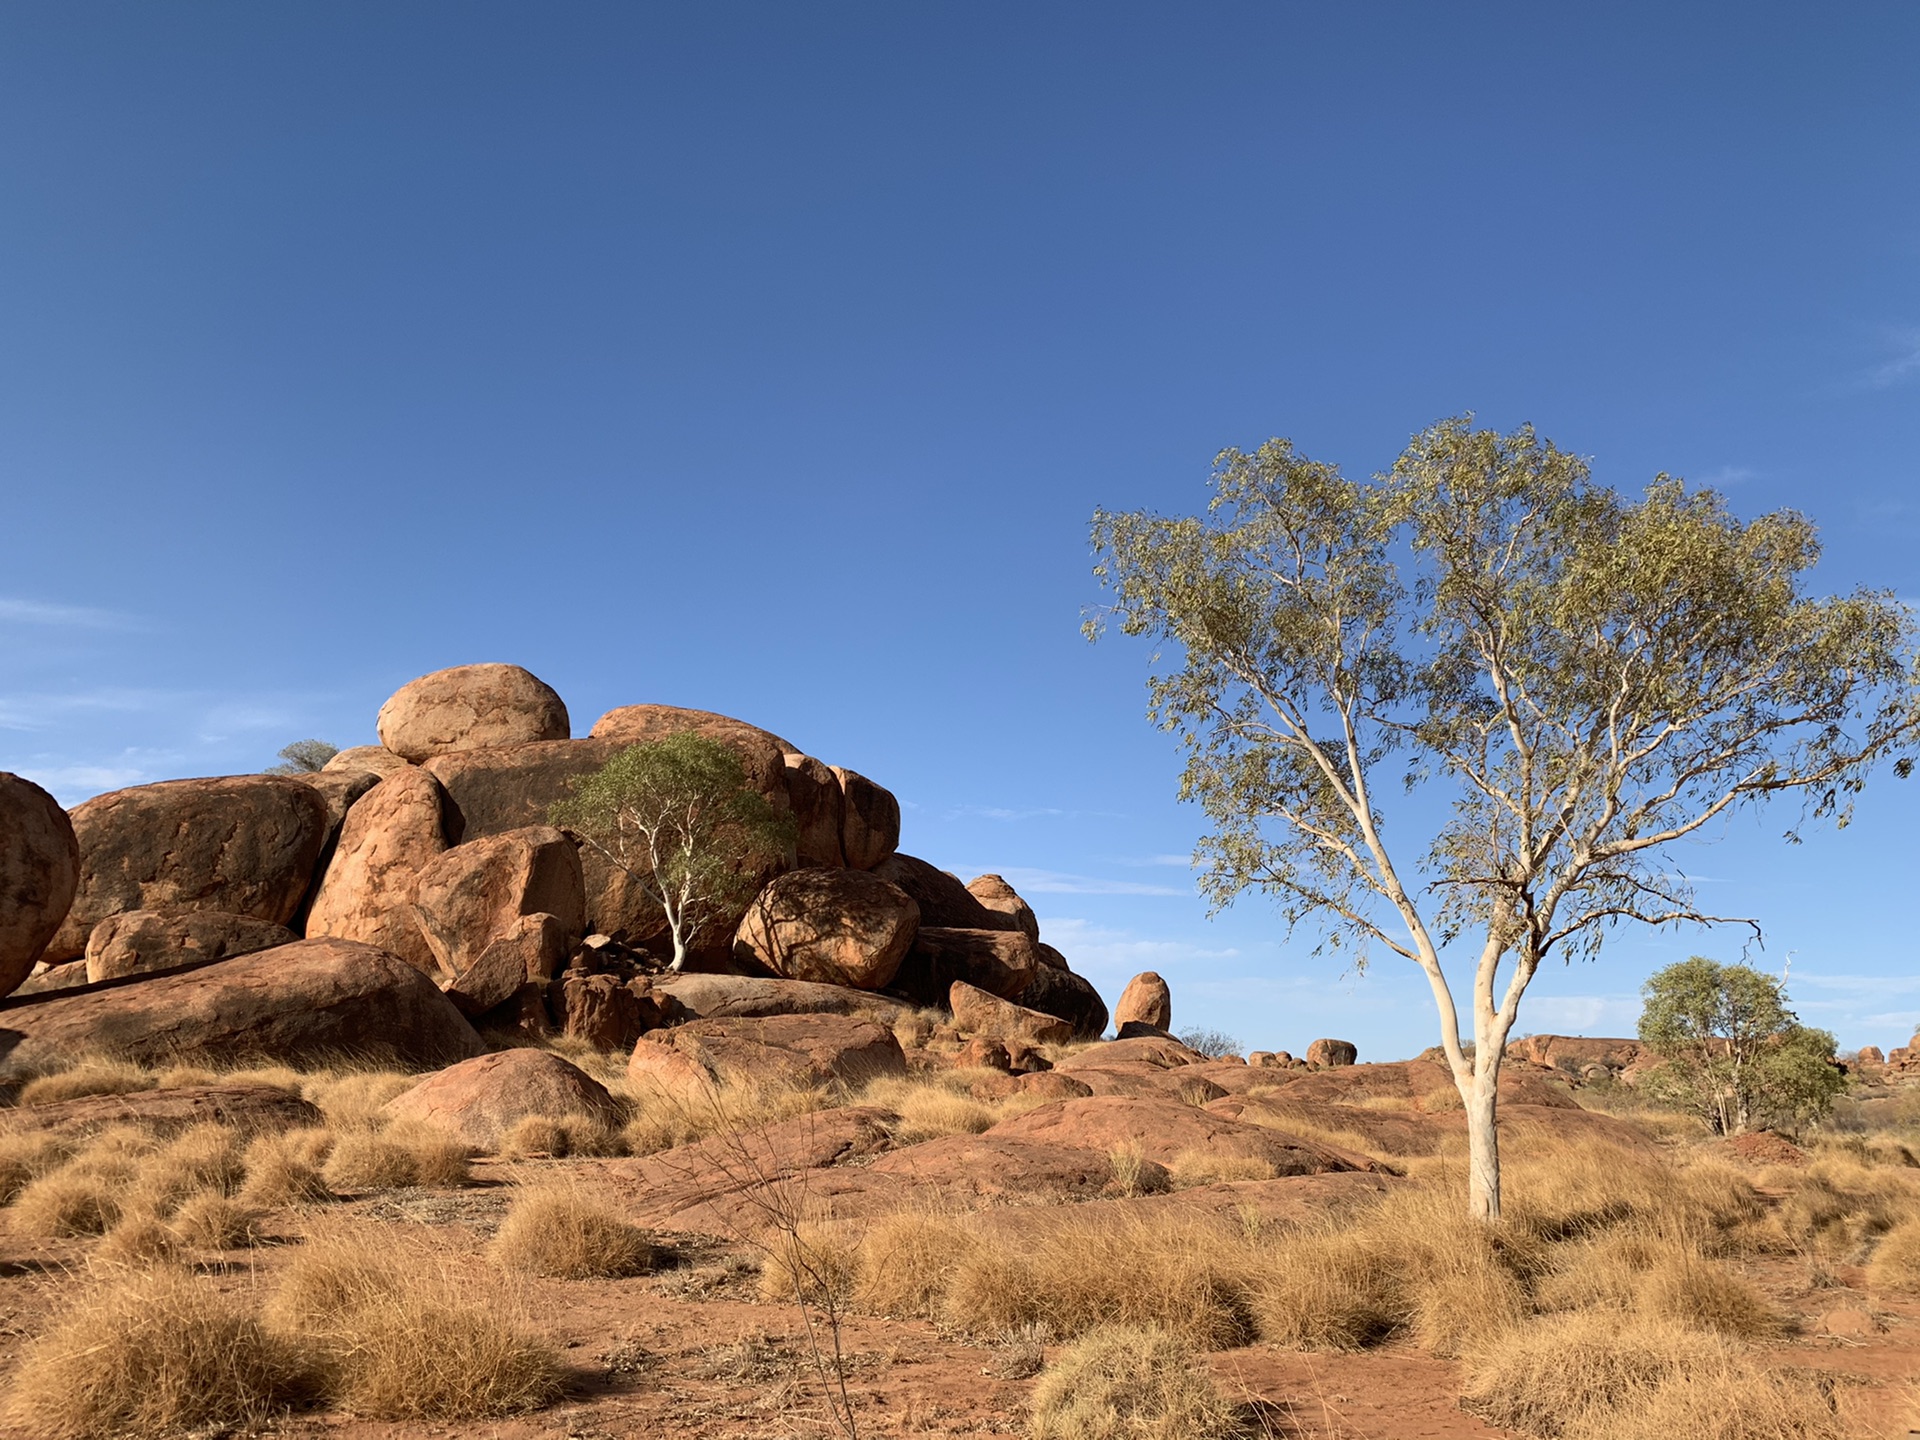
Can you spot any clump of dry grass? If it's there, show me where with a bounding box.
[1866,1218,1920,1292]
[1562,1366,1845,1440]
[1166,1149,1275,1188]
[0,1130,73,1204]
[498,1113,625,1160]
[614,1072,829,1156]
[268,1224,562,1420]
[303,1070,416,1131]
[1028,1325,1246,1440]
[170,1193,263,1249]
[240,1128,334,1207]
[124,1123,246,1216]
[1460,1312,1733,1436]
[1107,1143,1171,1198]
[92,1213,182,1268]
[1636,1252,1781,1338]
[862,1072,1001,1143]
[3,1265,313,1439]
[489,1185,655,1279]
[320,1121,468,1190]
[11,1168,124,1238]
[16,1060,156,1106]
[1245,1226,1401,1350]
[1768,1153,1920,1259]
[759,1221,861,1307]
[852,1210,984,1317]
[939,1213,1257,1349]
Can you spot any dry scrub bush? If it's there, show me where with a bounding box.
[1460,1312,1735,1437]
[1028,1325,1245,1440]
[320,1121,469,1190]
[1867,1218,1920,1292]
[170,1192,263,1249]
[1769,1153,1920,1258]
[0,1130,72,1203]
[1636,1252,1782,1338]
[851,1210,983,1317]
[125,1123,246,1215]
[614,1071,829,1155]
[16,1059,155,1105]
[1107,1143,1171,1198]
[269,1224,563,1420]
[3,1265,313,1440]
[12,1168,124,1237]
[1166,1149,1275,1188]
[499,1113,625,1159]
[939,1213,1257,1349]
[1562,1367,1845,1440]
[240,1128,334,1206]
[759,1220,861,1306]
[1245,1227,1400,1350]
[1232,1104,1402,1164]
[490,1184,655,1278]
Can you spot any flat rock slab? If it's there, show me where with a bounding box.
[653,974,922,1025]
[0,938,486,1083]
[627,1013,907,1092]
[0,1082,320,1137]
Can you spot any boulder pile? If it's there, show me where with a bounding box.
[0,663,1113,1079]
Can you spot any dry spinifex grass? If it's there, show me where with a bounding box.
[1029,1324,1246,1440]
[490,1183,656,1279]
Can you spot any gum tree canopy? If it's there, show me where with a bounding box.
[1088,417,1920,1219]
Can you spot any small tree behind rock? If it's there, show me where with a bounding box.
[548,734,795,972]
[1637,956,1844,1135]
[268,739,338,775]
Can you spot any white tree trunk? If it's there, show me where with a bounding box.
[1466,1063,1502,1220]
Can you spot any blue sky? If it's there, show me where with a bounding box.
[3,4,1917,1059]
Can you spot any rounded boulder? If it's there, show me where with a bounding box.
[304,767,454,974]
[382,1049,623,1151]
[1114,971,1172,1032]
[85,909,296,984]
[0,772,79,997]
[733,867,920,991]
[377,664,570,763]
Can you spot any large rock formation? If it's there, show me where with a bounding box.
[383,1049,623,1150]
[589,705,793,798]
[84,909,296,984]
[1016,963,1108,1041]
[966,874,1039,940]
[834,766,900,870]
[440,911,568,1016]
[871,853,1010,930]
[0,1083,322,1138]
[783,754,847,868]
[304,767,455,974]
[948,980,1073,1047]
[732,867,919,990]
[0,938,486,1082]
[1114,971,1172,1032]
[322,745,414,779]
[0,772,80,997]
[891,925,1044,1004]
[47,776,330,963]
[376,663,570,762]
[409,826,585,979]
[651,974,921,1025]
[1306,1038,1358,1069]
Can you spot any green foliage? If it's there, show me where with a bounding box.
[1088,415,1920,1214]
[548,734,794,969]
[1638,957,1845,1135]
[269,739,338,775]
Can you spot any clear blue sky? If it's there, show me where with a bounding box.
[4,4,1916,1059]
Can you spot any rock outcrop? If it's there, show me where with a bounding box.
[626,1013,907,1092]
[732,867,919,990]
[1306,1038,1358,1069]
[409,826,586,980]
[871,853,1010,930]
[783,754,847,868]
[0,938,485,1082]
[948,980,1073,1047]
[1114,971,1172,1032]
[441,911,568,1017]
[383,1048,623,1150]
[892,926,1045,1004]
[47,776,330,963]
[322,745,414,778]
[834,766,900,870]
[965,874,1039,940]
[589,705,793,799]
[304,766,455,974]
[377,663,571,761]
[0,1082,322,1138]
[84,909,296,984]
[651,974,921,1025]
[0,772,80,996]
[1016,964,1109,1040]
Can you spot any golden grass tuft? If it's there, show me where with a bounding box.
[1107,1142,1171,1198]
[1460,1311,1733,1436]
[319,1121,469,1191]
[268,1223,563,1420]
[240,1128,335,1207]
[1562,1367,1845,1440]
[92,1212,183,1268]
[852,1209,983,1318]
[1166,1149,1276,1188]
[1636,1251,1782,1338]
[1028,1325,1245,1440]
[16,1060,156,1106]
[862,1072,1001,1143]
[303,1069,416,1130]
[1244,1226,1401,1351]
[759,1220,861,1306]
[124,1123,246,1216]
[170,1193,263,1249]
[498,1113,626,1159]
[1866,1218,1920,1293]
[3,1265,312,1440]
[11,1168,124,1238]
[614,1071,829,1156]
[0,1129,73,1204]
[489,1185,655,1279]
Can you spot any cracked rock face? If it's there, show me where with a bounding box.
[732,866,919,991]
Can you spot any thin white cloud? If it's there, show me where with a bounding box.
[947,804,1067,822]
[1863,327,1920,388]
[1114,853,1195,869]
[1043,917,1240,974]
[1694,466,1756,488]
[0,687,182,732]
[0,597,139,629]
[1520,994,1641,1035]
[988,867,1186,897]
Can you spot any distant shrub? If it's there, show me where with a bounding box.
[1176,1028,1241,1059]
[268,739,338,774]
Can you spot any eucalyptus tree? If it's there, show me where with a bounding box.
[1088,417,1919,1218]
[550,733,795,972]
